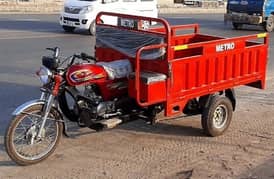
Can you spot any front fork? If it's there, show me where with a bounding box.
[36,91,55,139]
[37,74,66,139]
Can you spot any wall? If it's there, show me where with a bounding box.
[0,0,64,13]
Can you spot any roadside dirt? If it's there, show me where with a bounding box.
[1,80,274,179]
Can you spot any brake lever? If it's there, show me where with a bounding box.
[80,52,97,62]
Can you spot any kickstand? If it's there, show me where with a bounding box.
[146,116,157,125]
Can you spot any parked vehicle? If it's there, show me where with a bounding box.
[5,12,268,165]
[184,0,202,7]
[183,0,224,7]
[59,0,158,35]
[224,0,274,32]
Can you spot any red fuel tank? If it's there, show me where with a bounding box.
[66,64,108,86]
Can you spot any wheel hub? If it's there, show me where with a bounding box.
[213,105,227,129]
[26,125,45,145]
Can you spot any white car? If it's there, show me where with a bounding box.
[59,0,158,35]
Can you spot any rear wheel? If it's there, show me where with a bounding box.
[5,104,63,165]
[62,25,75,33]
[89,21,96,35]
[232,22,243,30]
[264,15,274,32]
[201,96,233,137]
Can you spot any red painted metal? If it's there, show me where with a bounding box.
[52,75,62,96]
[66,64,107,86]
[95,12,268,117]
[66,63,128,100]
[97,79,129,101]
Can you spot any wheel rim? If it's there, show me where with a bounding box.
[212,104,228,129]
[11,109,59,161]
[90,23,95,35]
[267,18,274,29]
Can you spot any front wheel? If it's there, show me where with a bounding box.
[264,15,274,32]
[201,96,233,137]
[5,104,63,165]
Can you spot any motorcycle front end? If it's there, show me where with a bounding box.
[5,48,64,165]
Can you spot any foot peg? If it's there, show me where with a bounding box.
[99,118,122,129]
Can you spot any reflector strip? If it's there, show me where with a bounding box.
[174,45,188,51]
[257,33,267,38]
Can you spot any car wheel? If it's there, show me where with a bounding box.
[89,21,96,36]
[264,15,274,32]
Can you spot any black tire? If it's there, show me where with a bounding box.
[232,22,243,30]
[5,104,63,165]
[264,15,274,32]
[201,96,233,137]
[58,89,79,122]
[89,21,96,36]
[62,25,75,33]
[198,95,210,112]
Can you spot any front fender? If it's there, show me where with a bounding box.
[12,99,69,137]
[12,99,45,116]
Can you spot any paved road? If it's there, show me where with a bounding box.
[0,14,274,178]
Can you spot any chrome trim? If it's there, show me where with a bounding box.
[12,99,45,116]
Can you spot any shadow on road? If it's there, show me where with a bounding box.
[117,114,206,138]
[0,160,16,167]
[238,156,274,179]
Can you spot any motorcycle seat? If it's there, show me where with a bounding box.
[96,59,132,80]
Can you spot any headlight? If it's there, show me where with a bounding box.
[36,66,52,85]
[79,6,93,14]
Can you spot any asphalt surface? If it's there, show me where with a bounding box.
[0,14,274,178]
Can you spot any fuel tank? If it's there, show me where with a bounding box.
[66,64,108,86]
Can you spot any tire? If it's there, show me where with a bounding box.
[58,89,79,122]
[264,15,274,32]
[201,96,233,137]
[232,22,243,30]
[89,21,96,36]
[62,25,75,33]
[5,104,63,165]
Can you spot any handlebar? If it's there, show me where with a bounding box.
[70,52,97,65]
[79,52,97,61]
[45,47,96,68]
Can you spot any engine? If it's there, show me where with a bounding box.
[77,85,120,128]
